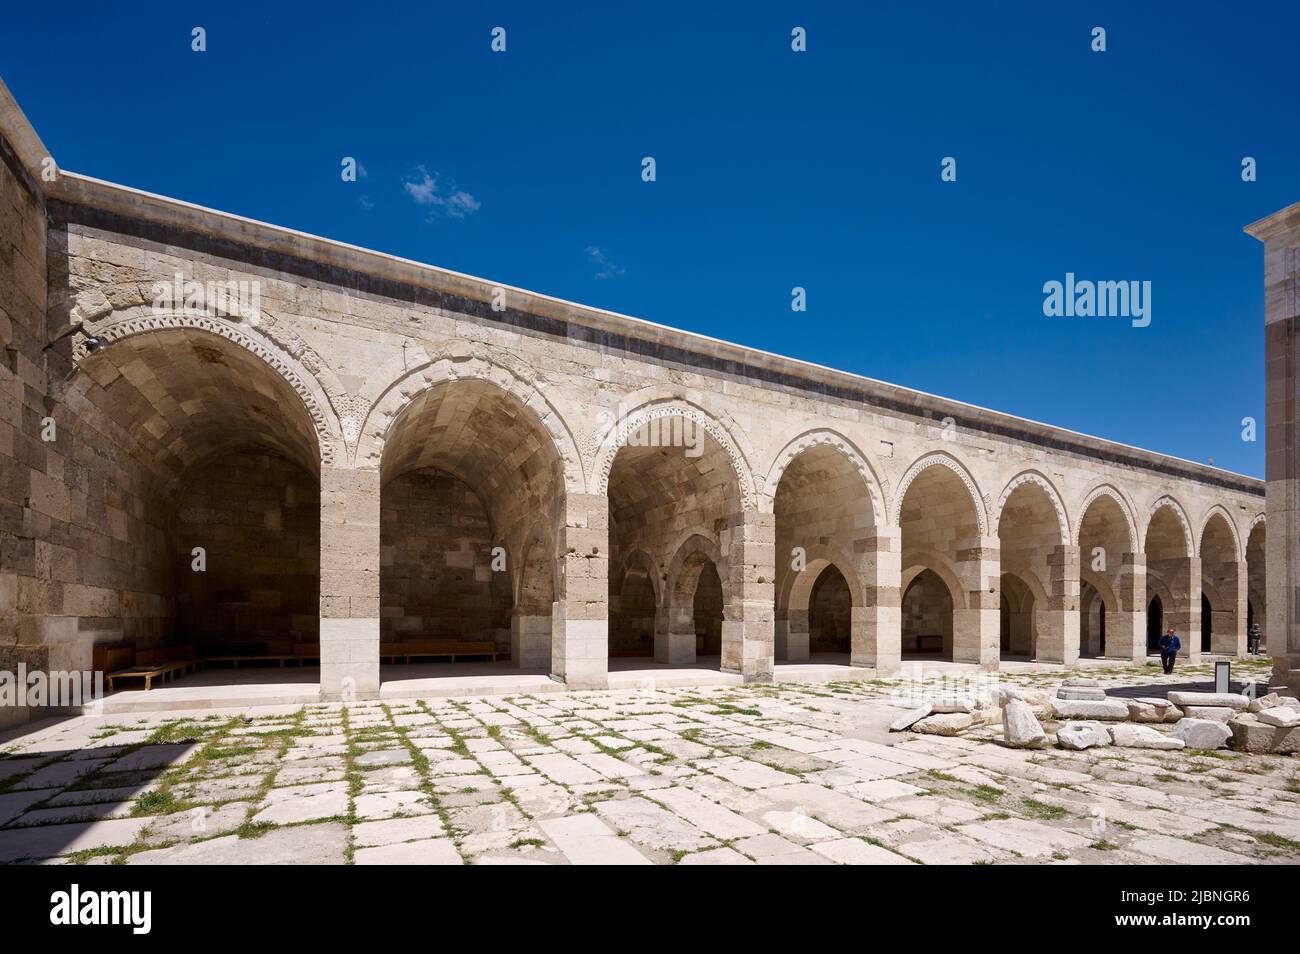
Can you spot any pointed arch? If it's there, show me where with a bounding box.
[1145,495,1195,557]
[994,470,1070,545]
[891,451,989,536]
[617,547,661,608]
[782,546,866,611]
[357,344,585,492]
[1197,504,1243,562]
[590,398,756,509]
[665,533,729,614]
[760,428,886,522]
[69,306,343,466]
[1072,483,1140,552]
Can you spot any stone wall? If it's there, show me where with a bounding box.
[176,450,319,646]
[379,467,507,647]
[0,115,48,729]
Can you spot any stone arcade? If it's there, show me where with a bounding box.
[0,80,1274,727]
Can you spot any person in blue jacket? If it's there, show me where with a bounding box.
[1158,627,1181,674]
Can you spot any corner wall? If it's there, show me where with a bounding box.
[0,94,50,730]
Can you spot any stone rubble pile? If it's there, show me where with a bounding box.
[892,678,1300,756]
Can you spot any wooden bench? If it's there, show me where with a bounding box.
[106,645,203,691]
[380,639,499,664]
[204,640,319,668]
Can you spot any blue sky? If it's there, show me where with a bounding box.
[4,1,1295,477]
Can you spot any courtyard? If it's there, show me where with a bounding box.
[0,656,1294,865]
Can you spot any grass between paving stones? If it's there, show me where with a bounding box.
[110,708,323,863]
[1020,798,1068,820]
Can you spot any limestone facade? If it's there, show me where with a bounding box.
[1247,200,1300,695]
[0,81,1268,721]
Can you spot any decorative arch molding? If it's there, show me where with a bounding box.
[582,384,759,476]
[760,428,886,523]
[589,398,757,510]
[993,470,1070,545]
[890,451,989,536]
[1247,512,1266,537]
[1144,495,1195,557]
[1072,483,1140,553]
[356,343,585,493]
[70,306,344,465]
[1197,504,1243,562]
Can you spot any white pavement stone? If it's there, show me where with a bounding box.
[1130,834,1256,865]
[958,818,1091,858]
[0,817,151,862]
[354,838,463,865]
[539,814,653,865]
[651,785,766,840]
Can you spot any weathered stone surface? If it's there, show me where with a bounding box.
[1182,706,1235,723]
[1110,724,1185,750]
[1228,714,1300,754]
[1166,692,1248,710]
[1001,699,1047,748]
[1257,707,1300,728]
[126,823,348,865]
[1056,687,1107,701]
[1051,699,1129,721]
[929,699,976,714]
[911,713,977,736]
[1062,678,1101,688]
[1248,692,1282,713]
[1015,689,1054,708]
[1127,700,1168,723]
[890,705,933,732]
[1056,721,1112,750]
[1135,696,1174,709]
[1169,719,1233,750]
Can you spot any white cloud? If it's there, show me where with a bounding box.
[587,246,625,279]
[403,165,480,219]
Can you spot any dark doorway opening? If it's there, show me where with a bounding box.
[1146,596,1163,654]
[1201,594,1212,653]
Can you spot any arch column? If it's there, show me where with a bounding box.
[1204,559,1248,656]
[955,535,1000,669]
[659,599,698,665]
[1153,555,1201,662]
[856,527,901,673]
[722,510,775,682]
[319,465,381,701]
[1037,544,1080,664]
[653,603,693,664]
[511,610,552,669]
[551,493,609,689]
[780,609,809,662]
[1112,554,1147,661]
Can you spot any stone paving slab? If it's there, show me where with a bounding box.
[0,661,1295,866]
